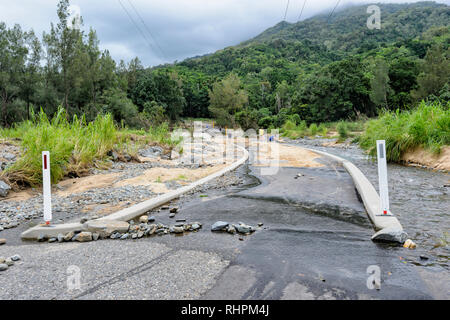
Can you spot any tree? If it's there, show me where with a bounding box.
[412,44,450,101]
[370,57,390,108]
[208,73,248,127]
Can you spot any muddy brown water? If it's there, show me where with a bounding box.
[289,139,450,271]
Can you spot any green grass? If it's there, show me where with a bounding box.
[0,107,181,187]
[358,101,450,162]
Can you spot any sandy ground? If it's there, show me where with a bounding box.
[252,143,324,168]
[401,146,450,171]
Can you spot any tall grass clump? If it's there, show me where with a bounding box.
[336,121,349,141]
[359,101,450,162]
[0,107,182,187]
[0,108,120,186]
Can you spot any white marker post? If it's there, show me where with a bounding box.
[42,151,52,225]
[376,140,391,216]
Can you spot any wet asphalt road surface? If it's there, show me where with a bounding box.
[0,147,447,300]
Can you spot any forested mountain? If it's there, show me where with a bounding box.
[0,1,449,129]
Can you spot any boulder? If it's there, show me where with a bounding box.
[0,180,11,197]
[371,227,408,244]
[75,232,92,242]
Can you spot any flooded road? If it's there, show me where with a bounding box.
[288,138,450,271]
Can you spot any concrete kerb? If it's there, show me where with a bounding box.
[301,146,407,244]
[21,145,249,240]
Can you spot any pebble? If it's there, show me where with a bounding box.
[171,226,184,234]
[64,232,75,241]
[10,254,21,261]
[5,258,14,266]
[0,264,8,271]
[139,215,149,223]
[148,216,156,222]
[0,238,6,245]
[57,233,64,243]
[48,237,57,243]
[211,221,229,231]
[37,234,46,242]
[169,213,176,218]
[170,207,179,213]
[120,233,129,240]
[227,225,236,234]
[0,257,5,263]
[92,233,99,241]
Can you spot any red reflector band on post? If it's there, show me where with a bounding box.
[44,154,48,170]
[383,210,387,215]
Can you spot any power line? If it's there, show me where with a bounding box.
[126,0,167,60]
[298,0,307,21]
[117,0,159,57]
[283,0,290,21]
[327,0,341,22]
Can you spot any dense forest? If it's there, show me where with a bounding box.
[0,0,449,130]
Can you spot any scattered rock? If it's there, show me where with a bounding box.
[3,153,16,161]
[161,205,170,210]
[139,215,149,223]
[211,221,229,231]
[0,257,5,263]
[5,258,14,266]
[137,231,144,238]
[57,233,64,243]
[75,232,93,242]
[37,234,47,242]
[258,223,264,227]
[371,227,408,244]
[235,224,252,234]
[64,232,75,242]
[0,238,6,245]
[227,225,236,234]
[170,207,179,213]
[403,239,417,249]
[92,233,100,241]
[191,223,201,231]
[0,264,8,271]
[0,180,11,197]
[80,217,89,224]
[131,233,138,239]
[171,226,184,234]
[48,237,57,243]
[176,218,186,222]
[120,233,129,240]
[10,254,21,261]
[169,213,176,218]
[148,216,156,222]
[420,255,429,260]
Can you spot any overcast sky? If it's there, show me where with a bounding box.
[1,0,449,67]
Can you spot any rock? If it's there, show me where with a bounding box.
[258,223,264,227]
[3,153,15,161]
[176,219,186,222]
[139,215,149,223]
[10,254,21,261]
[0,180,11,197]
[227,225,236,234]
[0,264,8,271]
[161,205,170,210]
[120,233,129,240]
[191,223,201,231]
[403,239,417,249]
[169,213,176,218]
[235,224,252,234]
[57,233,64,243]
[371,227,408,244]
[131,233,138,239]
[5,258,14,266]
[140,146,163,158]
[137,231,144,238]
[64,232,75,242]
[170,207,179,213]
[48,237,57,243]
[110,232,120,239]
[0,257,4,264]
[92,233,99,241]
[0,238,6,245]
[38,234,47,242]
[85,220,130,238]
[80,217,89,224]
[420,255,429,260]
[211,221,229,231]
[171,226,184,234]
[148,216,155,222]
[75,232,93,242]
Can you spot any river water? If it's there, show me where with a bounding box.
[288,138,450,271]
